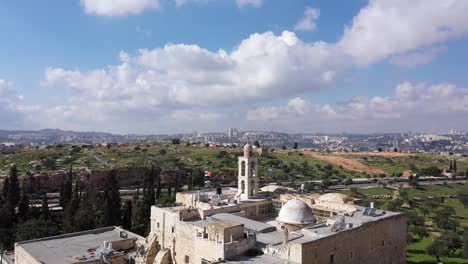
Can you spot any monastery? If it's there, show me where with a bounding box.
[15,143,406,264]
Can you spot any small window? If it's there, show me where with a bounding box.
[381,240,385,246]
[157,222,160,228]
[185,255,190,263]
[350,251,353,259]
[330,254,334,264]
[172,226,175,233]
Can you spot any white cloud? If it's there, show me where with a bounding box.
[294,7,320,32]
[236,0,263,8]
[26,0,468,133]
[42,31,342,118]
[390,47,445,68]
[246,82,468,132]
[338,0,468,65]
[80,0,159,16]
[0,79,39,128]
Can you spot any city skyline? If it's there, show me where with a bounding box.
[1,0,468,134]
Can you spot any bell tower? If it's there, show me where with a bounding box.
[237,143,259,200]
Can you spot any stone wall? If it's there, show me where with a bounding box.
[278,214,407,264]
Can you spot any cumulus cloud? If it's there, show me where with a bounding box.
[43,31,342,111]
[80,0,159,16]
[390,47,445,68]
[246,82,468,132]
[27,1,468,133]
[0,79,39,128]
[236,0,263,8]
[338,0,468,65]
[294,7,320,32]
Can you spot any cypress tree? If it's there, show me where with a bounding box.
[59,181,65,208]
[449,160,453,171]
[1,177,9,200]
[70,177,81,214]
[156,171,162,199]
[74,191,96,232]
[40,195,50,221]
[17,191,30,222]
[143,167,156,207]
[122,200,132,230]
[7,165,20,206]
[453,160,457,172]
[62,166,73,208]
[102,170,121,226]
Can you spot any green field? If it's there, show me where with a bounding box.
[0,144,368,181]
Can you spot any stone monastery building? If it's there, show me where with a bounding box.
[15,143,407,264]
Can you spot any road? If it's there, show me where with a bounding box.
[328,179,467,190]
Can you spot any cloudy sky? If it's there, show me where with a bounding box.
[1,0,468,134]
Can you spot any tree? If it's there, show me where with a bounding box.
[452,159,457,172]
[344,178,353,187]
[463,227,468,258]
[15,218,59,242]
[74,195,97,232]
[457,190,468,208]
[40,196,50,221]
[60,166,73,208]
[159,149,167,155]
[410,225,428,240]
[253,141,260,148]
[102,170,121,226]
[399,189,409,202]
[0,202,15,249]
[420,206,430,218]
[122,200,132,230]
[1,177,9,200]
[17,191,30,222]
[449,160,453,171]
[427,238,449,263]
[293,142,298,150]
[7,165,20,206]
[171,138,181,145]
[440,231,463,255]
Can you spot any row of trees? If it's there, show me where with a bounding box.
[0,163,181,250]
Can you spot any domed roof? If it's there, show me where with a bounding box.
[318,193,353,204]
[277,199,316,225]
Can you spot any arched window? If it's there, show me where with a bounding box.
[240,180,245,193]
[241,161,246,176]
[250,163,256,177]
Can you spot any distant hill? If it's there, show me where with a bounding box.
[0,129,163,145]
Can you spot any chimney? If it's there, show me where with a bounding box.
[370,202,375,209]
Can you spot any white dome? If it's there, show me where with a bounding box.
[277,199,316,225]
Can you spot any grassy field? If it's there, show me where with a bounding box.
[2,143,468,184]
[0,144,367,181]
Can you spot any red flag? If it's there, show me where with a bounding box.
[204,171,212,177]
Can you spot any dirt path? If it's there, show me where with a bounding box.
[336,152,414,157]
[279,150,385,174]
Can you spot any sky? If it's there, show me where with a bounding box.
[1,0,468,134]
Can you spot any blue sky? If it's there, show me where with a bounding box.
[1,0,468,134]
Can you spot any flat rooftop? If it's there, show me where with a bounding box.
[16,227,139,264]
